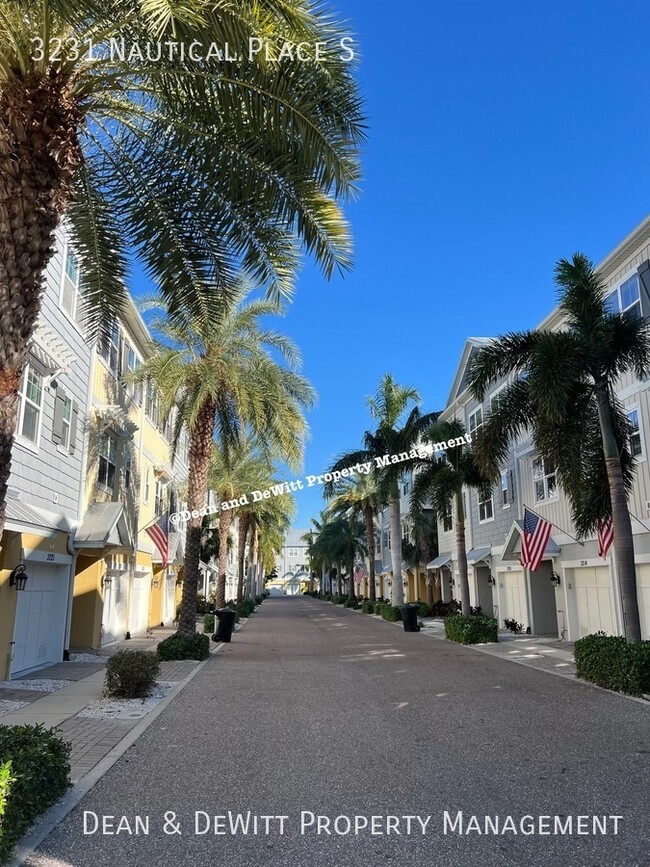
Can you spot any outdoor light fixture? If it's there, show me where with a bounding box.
[487,575,496,586]
[9,564,28,591]
[550,571,561,587]
[101,573,112,589]
[151,577,161,589]
[448,577,454,587]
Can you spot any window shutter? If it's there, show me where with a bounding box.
[52,391,66,444]
[69,403,79,454]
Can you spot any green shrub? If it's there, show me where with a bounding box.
[417,602,432,618]
[344,599,359,609]
[381,605,402,623]
[157,633,210,661]
[203,613,215,633]
[196,594,212,615]
[362,600,374,614]
[236,599,255,618]
[255,595,264,605]
[574,634,650,696]
[0,725,70,864]
[104,650,159,698]
[335,595,347,605]
[444,614,498,645]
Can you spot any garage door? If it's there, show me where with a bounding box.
[573,567,616,638]
[498,571,527,628]
[637,565,650,641]
[11,563,69,677]
[102,570,129,646]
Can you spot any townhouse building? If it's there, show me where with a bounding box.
[0,226,92,680]
[69,297,189,650]
[270,529,310,594]
[430,218,650,641]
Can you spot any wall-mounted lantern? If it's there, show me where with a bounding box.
[9,564,28,591]
[487,575,496,586]
[550,571,561,587]
[101,573,112,589]
[151,576,161,589]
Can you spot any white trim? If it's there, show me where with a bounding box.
[625,402,645,462]
[563,558,611,568]
[489,383,507,415]
[16,361,45,449]
[478,490,495,524]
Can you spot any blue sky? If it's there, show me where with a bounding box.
[272,0,650,528]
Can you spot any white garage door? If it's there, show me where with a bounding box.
[498,571,527,628]
[573,567,616,638]
[128,572,150,636]
[12,563,69,677]
[637,565,650,641]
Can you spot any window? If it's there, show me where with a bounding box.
[532,457,557,502]
[383,528,391,551]
[99,321,121,376]
[442,501,453,533]
[52,390,76,453]
[60,245,84,321]
[17,364,44,444]
[145,380,159,426]
[60,396,72,449]
[490,387,505,415]
[155,480,165,515]
[124,451,132,487]
[501,469,511,508]
[627,408,644,458]
[374,532,381,555]
[144,467,151,502]
[287,547,299,558]
[605,274,641,318]
[178,428,190,466]
[98,432,117,489]
[161,410,173,441]
[478,489,494,522]
[468,407,483,434]
[124,345,142,404]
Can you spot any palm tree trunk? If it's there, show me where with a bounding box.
[348,557,355,600]
[247,523,258,599]
[595,385,642,642]
[425,572,434,605]
[455,490,470,615]
[0,76,83,544]
[215,507,233,610]
[389,495,404,606]
[364,504,376,601]
[237,512,250,604]
[178,400,215,635]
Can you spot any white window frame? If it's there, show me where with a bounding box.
[442,501,453,533]
[59,241,84,327]
[145,380,159,427]
[489,384,507,415]
[154,479,165,515]
[287,547,299,558]
[60,394,73,450]
[97,431,118,491]
[144,467,151,503]
[16,362,45,450]
[501,469,511,509]
[99,320,121,377]
[532,457,558,503]
[626,405,645,460]
[124,343,142,405]
[604,271,641,318]
[478,488,494,523]
[383,528,391,551]
[468,406,483,434]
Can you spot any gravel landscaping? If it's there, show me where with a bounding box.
[0,699,28,715]
[77,683,176,720]
[0,679,73,692]
[69,653,108,664]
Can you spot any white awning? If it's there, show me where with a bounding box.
[29,324,76,373]
[426,553,452,570]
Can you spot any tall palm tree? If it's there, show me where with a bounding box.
[131,288,314,634]
[468,253,650,643]
[312,513,366,601]
[403,504,438,604]
[327,375,438,605]
[411,420,491,615]
[325,473,383,600]
[0,0,364,538]
[239,477,293,602]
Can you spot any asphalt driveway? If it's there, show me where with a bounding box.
[26,598,650,867]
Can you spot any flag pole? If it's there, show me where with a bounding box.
[523,504,585,546]
[137,515,160,535]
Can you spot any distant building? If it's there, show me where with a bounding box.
[272,529,311,595]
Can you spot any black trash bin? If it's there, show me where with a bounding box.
[400,604,420,633]
[212,608,237,643]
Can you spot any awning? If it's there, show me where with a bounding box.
[95,405,138,437]
[29,324,76,373]
[73,502,133,552]
[5,492,74,534]
[501,519,561,562]
[426,553,452,569]
[467,546,491,565]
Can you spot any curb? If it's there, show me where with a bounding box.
[8,617,257,867]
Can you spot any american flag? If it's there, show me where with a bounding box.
[597,516,614,559]
[520,507,552,572]
[146,514,169,568]
[354,564,366,583]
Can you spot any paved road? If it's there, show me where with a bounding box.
[28,599,650,867]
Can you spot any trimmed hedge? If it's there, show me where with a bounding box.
[105,650,159,698]
[417,602,433,618]
[203,613,215,633]
[344,599,359,609]
[0,725,70,864]
[444,614,498,645]
[574,634,650,696]
[157,633,210,661]
[378,604,402,622]
[362,600,375,614]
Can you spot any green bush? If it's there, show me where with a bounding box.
[0,725,70,864]
[255,595,264,605]
[362,600,375,614]
[444,614,498,645]
[334,595,347,605]
[381,605,402,623]
[203,613,215,633]
[417,602,432,618]
[236,599,256,618]
[157,633,210,661]
[196,594,212,615]
[344,599,359,609]
[104,650,159,698]
[574,634,650,696]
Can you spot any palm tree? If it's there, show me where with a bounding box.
[313,513,366,600]
[325,473,383,601]
[326,375,438,605]
[411,420,491,615]
[467,253,650,643]
[239,477,293,602]
[0,0,364,537]
[131,288,314,634]
[403,504,438,604]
